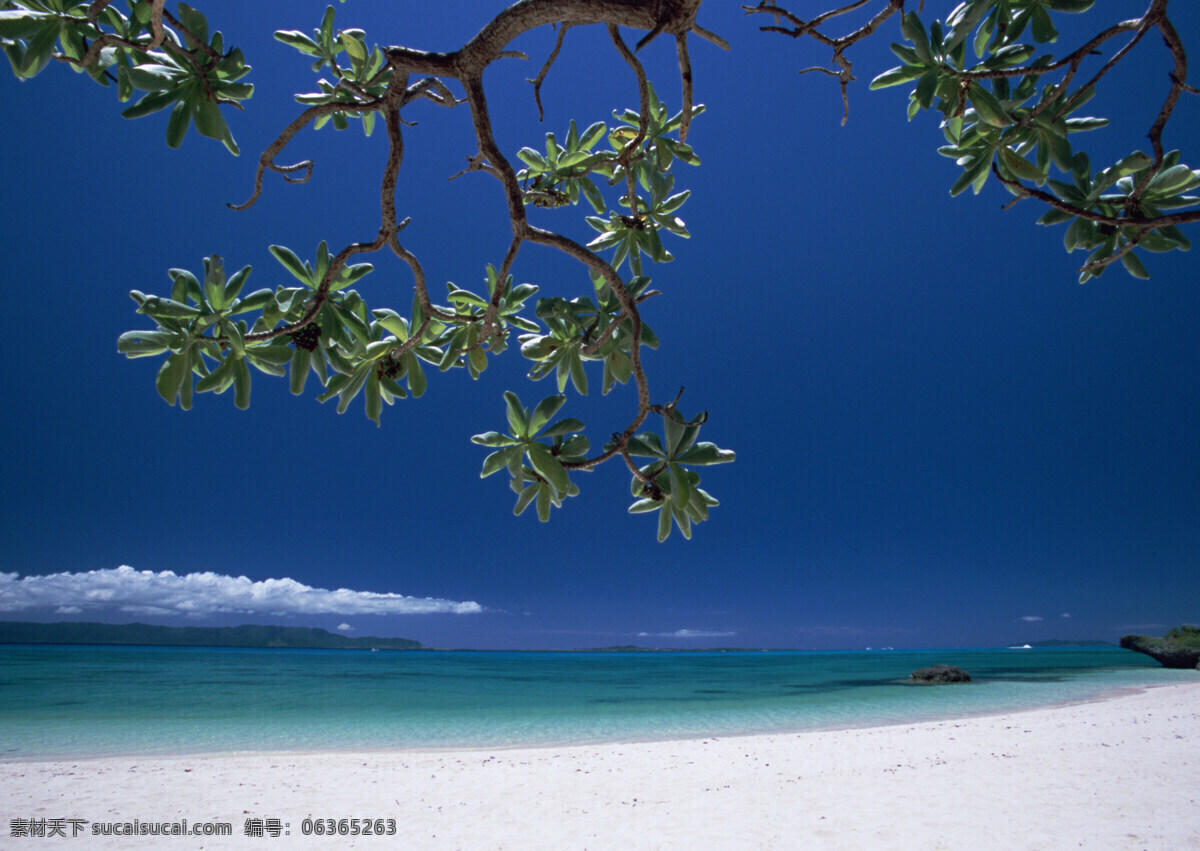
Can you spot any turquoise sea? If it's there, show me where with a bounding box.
[0,645,1192,760]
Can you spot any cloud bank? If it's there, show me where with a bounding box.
[0,566,482,617]
[637,629,736,639]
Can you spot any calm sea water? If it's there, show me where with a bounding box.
[0,645,1191,760]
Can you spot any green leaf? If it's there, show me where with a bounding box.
[18,22,59,78]
[1120,251,1150,279]
[125,64,183,92]
[193,99,229,142]
[670,463,693,508]
[541,417,585,438]
[195,355,236,394]
[270,245,313,285]
[950,155,991,197]
[657,501,672,542]
[176,3,210,46]
[513,484,538,516]
[999,146,1045,181]
[869,65,924,90]
[275,29,321,55]
[364,372,382,425]
[900,12,933,65]
[288,346,311,395]
[405,353,426,397]
[968,83,1012,128]
[481,447,517,478]
[121,89,179,120]
[472,431,520,447]
[503,391,529,436]
[340,31,366,63]
[1065,117,1108,133]
[165,100,190,148]
[233,357,251,409]
[117,330,172,358]
[676,442,736,465]
[334,365,370,414]
[528,394,566,435]
[671,501,692,540]
[627,433,666,458]
[155,353,187,406]
[0,11,52,40]
[527,442,569,493]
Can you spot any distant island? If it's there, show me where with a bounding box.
[580,645,763,653]
[0,621,424,650]
[1007,640,1117,648]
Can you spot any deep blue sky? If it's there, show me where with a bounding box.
[1,1,1197,649]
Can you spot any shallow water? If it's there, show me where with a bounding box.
[0,644,1191,759]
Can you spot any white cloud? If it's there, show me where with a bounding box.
[1021,615,1044,623]
[637,629,736,638]
[336,623,353,632]
[1060,613,1071,619]
[0,567,482,617]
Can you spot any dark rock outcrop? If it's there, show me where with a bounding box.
[1120,632,1200,669]
[910,665,971,684]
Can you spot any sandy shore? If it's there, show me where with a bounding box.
[3,682,1197,849]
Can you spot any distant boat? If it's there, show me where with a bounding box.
[1006,644,1033,649]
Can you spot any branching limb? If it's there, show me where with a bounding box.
[608,23,652,218]
[227,103,351,210]
[527,23,573,122]
[117,0,733,535]
[991,165,1200,230]
[675,33,695,140]
[1147,3,1189,166]
[744,0,902,122]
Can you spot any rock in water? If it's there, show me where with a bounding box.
[1119,633,1200,669]
[910,665,971,684]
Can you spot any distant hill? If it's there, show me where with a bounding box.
[1007,639,1116,648]
[0,621,424,650]
[580,646,764,653]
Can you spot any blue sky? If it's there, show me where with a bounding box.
[1,1,1197,649]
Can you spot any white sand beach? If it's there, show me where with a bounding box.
[3,682,1197,849]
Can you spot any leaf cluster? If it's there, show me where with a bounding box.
[470,393,734,540]
[1,0,251,153]
[518,84,701,277]
[1043,150,1198,281]
[617,411,735,542]
[471,393,588,522]
[870,0,1197,281]
[519,274,658,397]
[274,4,391,136]
[118,256,282,411]
[69,2,742,540]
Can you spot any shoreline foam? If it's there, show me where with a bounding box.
[3,681,1197,848]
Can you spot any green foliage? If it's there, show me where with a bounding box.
[1164,625,1200,647]
[520,274,658,397]
[274,3,389,135]
[1,0,252,153]
[617,411,735,542]
[471,392,588,522]
[517,119,610,211]
[23,1,1194,539]
[107,12,733,537]
[870,0,1197,282]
